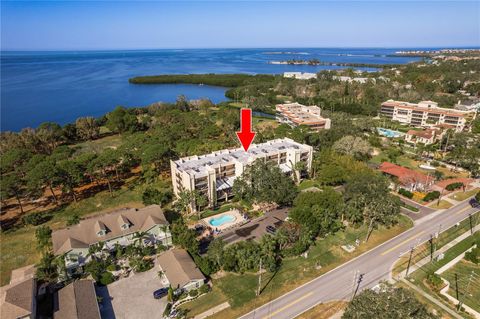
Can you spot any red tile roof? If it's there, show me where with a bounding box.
[379,162,431,185]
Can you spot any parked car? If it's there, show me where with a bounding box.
[266,225,276,234]
[469,198,479,208]
[153,287,169,299]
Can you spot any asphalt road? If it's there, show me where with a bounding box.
[239,199,479,319]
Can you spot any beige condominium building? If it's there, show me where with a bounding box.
[380,100,475,132]
[170,138,313,211]
[275,102,331,131]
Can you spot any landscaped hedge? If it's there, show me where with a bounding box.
[445,182,464,191]
[398,188,414,199]
[423,191,441,202]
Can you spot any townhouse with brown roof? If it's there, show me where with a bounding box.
[157,249,206,292]
[54,280,100,319]
[380,100,476,132]
[0,265,37,319]
[51,205,172,276]
[404,127,445,145]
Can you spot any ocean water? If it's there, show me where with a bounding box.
[1,48,421,131]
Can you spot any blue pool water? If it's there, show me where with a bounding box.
[378,128,404,138]
[209,214,236,227]
[1,48,422,131]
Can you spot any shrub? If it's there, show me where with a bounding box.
[142,187,172,206]
[430,161,440,167]
[99,271,115,286]
[426,272,443,290]
[445,182,464,191]
[398,188,414,199]
[188,289,198,297]
[475,191,480,202]
[163,303,172,317]
[106,264,118,272]
[465,246,479,264]
[22,211,52,226]
[199,284,210,294]
[66,213,80,226]
[423,191,441,202]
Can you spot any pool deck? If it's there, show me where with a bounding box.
[201,210,246,232]
[219,208,289,244]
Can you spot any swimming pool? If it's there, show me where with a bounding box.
[209,214,236,227]
[377,128,404,138]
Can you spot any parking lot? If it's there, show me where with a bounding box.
[97,262,169,319]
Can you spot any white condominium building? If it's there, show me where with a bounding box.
[380,100,474,132]
[170,138,313,211]
[276,102,331,131]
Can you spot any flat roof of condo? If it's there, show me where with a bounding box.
[172,138,312,178]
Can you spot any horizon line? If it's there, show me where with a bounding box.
[2,45,480,52]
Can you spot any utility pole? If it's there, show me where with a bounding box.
[458,271,474,311]
[256,259,262,296]
[351,270,359,300]
[455,273,459,301]
[429,234,434,261]
[406,246,415,277]
[468,213,473,235]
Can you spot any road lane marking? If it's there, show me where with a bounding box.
[456,206,471,215]
[262,292,314,319]
[381,231,425,256]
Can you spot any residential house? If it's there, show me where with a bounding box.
[170,138,313,212]
[404,127,445,145]
[379,162,433,192]
[54,280,100,319]
[51,205,172,276]
[157,249,205,292]
[0,265,37,319]
[275,103,331,131]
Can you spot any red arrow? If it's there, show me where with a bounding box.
[236,108,256,151]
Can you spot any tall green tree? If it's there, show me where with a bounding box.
[26,157,61,204]
[106,106,138,133]
[233,160,298,206]
[1,174,26,213]
[344,170,400,241]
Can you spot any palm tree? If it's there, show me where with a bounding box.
[88,242,104,261]
[133,231,150,247]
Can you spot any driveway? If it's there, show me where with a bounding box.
[219,208,289,244]
[96,261,168,319]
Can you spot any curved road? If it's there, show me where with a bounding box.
[240,199,479,319]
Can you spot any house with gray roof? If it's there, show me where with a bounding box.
[157,249,206,292]
[51,205,172,276]
[54,280,100,319]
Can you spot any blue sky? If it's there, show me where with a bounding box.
[1,1,479,50]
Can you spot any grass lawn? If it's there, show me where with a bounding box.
[449,188,479,202]
[72,134,123,155]
[441,259,480,312]
[180,215,413,319]
[298,179,322,191]
[408,232,480,318]
[0,176,171,285]
[428,200,454,210]
[295,301,347,319]
[392,211,479,276]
